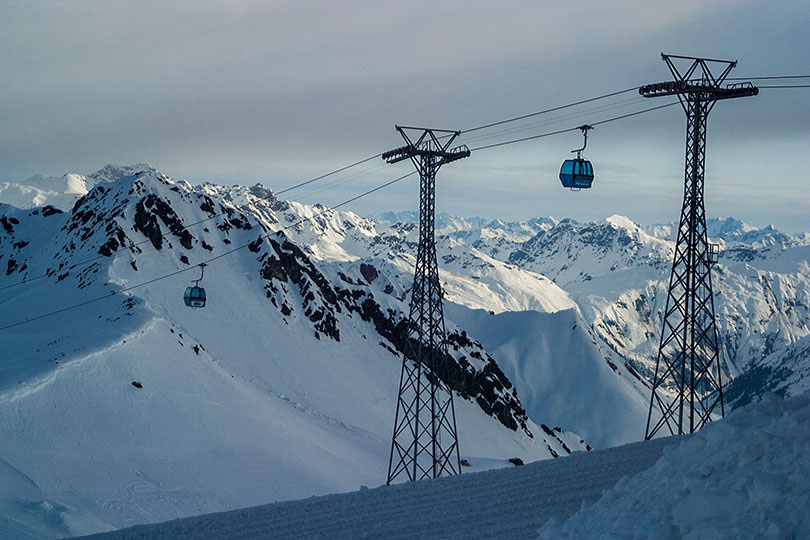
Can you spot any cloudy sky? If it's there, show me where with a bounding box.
[2,1,808,231]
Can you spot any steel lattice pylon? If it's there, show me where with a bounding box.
[383,127,470,483]
[640,54,757,438]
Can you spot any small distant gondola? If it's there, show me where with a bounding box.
[184,263,207,308]
[560,125,594,190]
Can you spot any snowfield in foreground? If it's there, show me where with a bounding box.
[538,391,810,539]
[73,392,809,540]
[74,438,670,540]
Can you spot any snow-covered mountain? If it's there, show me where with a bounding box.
[0,164,153,212]
[1,164,808,538]
[378,208,810,398]
[725,333,810,408]
[0,165,596,539]
[451,214,809,380]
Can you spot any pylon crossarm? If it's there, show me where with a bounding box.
[640,53,758,105]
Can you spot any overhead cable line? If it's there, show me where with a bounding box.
[2,87,650,294]
[0,171,416,332]
[274,153,383,197]
[460,96,644,146]
[437,74,808,142]
[460,86,639,134]
[469,101,680,152]
[0,153,382,293]
[290,161,389,201]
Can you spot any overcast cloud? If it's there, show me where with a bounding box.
[1,0,808,231]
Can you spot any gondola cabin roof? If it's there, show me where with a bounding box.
[559,158,594,190]
[184,286,206,308]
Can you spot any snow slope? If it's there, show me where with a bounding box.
[68,392,810,540]
[446,304,650,448]
[73,437,672,540]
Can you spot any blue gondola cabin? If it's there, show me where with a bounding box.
[184,286,206,308]
[559,158,594,190]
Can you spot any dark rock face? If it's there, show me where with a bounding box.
[257,235,342,341]
[53,178,138,267]
[441,330,530,435]
[248,232,533,435]
[344,286,532,436]
[216,204,253,233]
[133,194,194,251]
[359,263,378,284]
[1,216,18,234]
[199,196,216,215]
[98,225,128,257]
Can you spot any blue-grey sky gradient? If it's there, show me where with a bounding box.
[1,0,808,231]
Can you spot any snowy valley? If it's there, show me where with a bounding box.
[1,165,808,539]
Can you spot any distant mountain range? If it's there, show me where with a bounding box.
[377,208,810,387]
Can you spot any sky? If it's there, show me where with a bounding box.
[1,0,808,232]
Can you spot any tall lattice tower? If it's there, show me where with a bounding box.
[641,54,758,438]
[384,127,470,483]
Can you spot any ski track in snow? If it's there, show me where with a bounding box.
[72,438,670,540]
[0,321,151,404]
[96,471,221,527]
[171,316,375,444]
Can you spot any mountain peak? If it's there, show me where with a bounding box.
[87,163,157,184]
[605,214,639,232]
[0,164,163,212]
[707,216,755,235]
[0,173,90,211]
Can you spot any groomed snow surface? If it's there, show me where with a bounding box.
[538,391,810,540]
[74,392,809,540]
[74,438,669,540]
